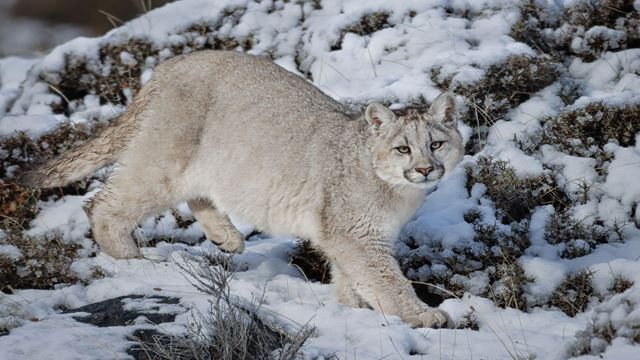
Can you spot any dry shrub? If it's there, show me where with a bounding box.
[438,55,559,153]
[512,0,639,61]
[466,157,568,223]
[487,251,528,310]
[0,230,80,292]
[523,103,640,159]
[50,40,155,108]
[569,280,640,357]
[459,55,559,120]
[545,210,608,258]
[549,270,595,317]
[510,0,556,55]
[401,212,529,310]
[343,12,390,36]
[288,239,331,283]
[133,254,311,360]
[609,275,633,294]
[0,183,39,228]
[559,0,639,61]
[331,12,391,51]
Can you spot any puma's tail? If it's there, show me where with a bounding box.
[19,82,156,188]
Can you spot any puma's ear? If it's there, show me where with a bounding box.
[428,92,457,126]
[365,103,396,132]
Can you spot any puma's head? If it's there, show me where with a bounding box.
[365,93,464,189]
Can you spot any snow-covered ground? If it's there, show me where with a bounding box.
[1,0,640,359]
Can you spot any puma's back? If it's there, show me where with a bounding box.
[135,51,361,238]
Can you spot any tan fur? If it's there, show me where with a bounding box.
[26,51,464,328]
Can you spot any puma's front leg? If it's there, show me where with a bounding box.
[331,263,367,308]
[321,235,450,328]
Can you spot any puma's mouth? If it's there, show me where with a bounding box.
[404,172,443,184]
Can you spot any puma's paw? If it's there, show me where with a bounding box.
[213,231,245,254]
[403,308,451,328]
[218,238,245,253]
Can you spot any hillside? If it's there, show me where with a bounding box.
[1,0,640,359]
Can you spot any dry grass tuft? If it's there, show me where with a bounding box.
[609,275,633,294]
[460,55,559,119]
[486,249,528,310]
[132,254,311,360]
[549,270,595,317]
[401,212,530,310]
[0,183,39,228]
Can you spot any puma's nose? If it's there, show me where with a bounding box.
[415,166,433,176]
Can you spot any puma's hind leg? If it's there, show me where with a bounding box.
[188,199,245,253]
[84,170,177,259]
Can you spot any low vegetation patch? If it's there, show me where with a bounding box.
[569,288,640,356]
[545,210,608,259]
[522,103,640,160]
[512,0,639,61]
[466,157,568,224]
[432,55,559,153]
[343,12,390,37]
[487,251,528,310]
[133,254,311,360]
[401,211,529,310]
[458,55,559,121]
[0,230,80,292]
[549,270,595,317]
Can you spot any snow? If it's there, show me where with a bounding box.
[0,114,63,138]
[569,49,640,106]
[1,0,640,358]
[601,137,640,207]
[0,56,37,118]
[520,256,567,300]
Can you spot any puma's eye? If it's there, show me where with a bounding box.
[395,146,411,154]
[430,141,444,151]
